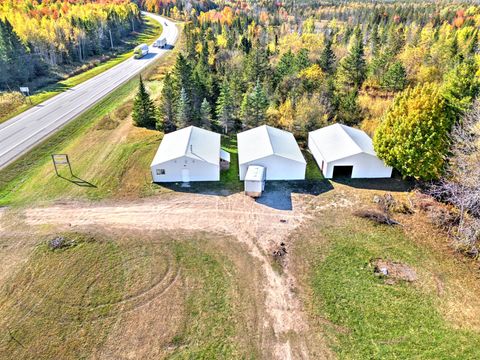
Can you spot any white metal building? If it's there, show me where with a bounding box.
[308,124,392,179]
[237,125,306,180]
[150,126,227,182]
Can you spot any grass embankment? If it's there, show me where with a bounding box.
[0,29,181,207]
[303,150,324,180]
[220,136,242,189]
[0,16,162,124]
[294,208,480,359]
[0,230,259,358]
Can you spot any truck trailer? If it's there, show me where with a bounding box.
[153,38,167,48]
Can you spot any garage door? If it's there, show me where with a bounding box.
[332,165,353,178]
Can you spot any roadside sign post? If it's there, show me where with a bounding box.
[52,154,73,177]
[19,86,32,104]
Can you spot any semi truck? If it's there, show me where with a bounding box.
[153,38,167,48]
[134,43,149,59]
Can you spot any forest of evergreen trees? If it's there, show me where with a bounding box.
[0,0,142,90]
[143,1,480,182]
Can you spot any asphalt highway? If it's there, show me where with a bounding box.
[0,12,178,169]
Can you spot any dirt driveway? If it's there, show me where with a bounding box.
[2,188,347,359]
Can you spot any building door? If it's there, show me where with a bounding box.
[332,165,353,178]
[181,169,190,182]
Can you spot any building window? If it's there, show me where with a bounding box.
[156,169,166,175]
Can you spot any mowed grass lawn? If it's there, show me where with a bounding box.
[0,230,260,359]
[0,17,162,124]
[293,207,480,359]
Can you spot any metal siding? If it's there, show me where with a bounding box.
[151,156,220,182]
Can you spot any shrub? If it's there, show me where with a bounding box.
[47,236,76,251]
[95,114,119,130]
[114,101,133,120]
[354,209,401,226]
[0,91,24,118]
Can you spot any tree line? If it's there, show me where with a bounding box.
[133,1,480,183]
[0,0,141,90]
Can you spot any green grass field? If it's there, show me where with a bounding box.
[0,17,162,124]
[293,209,480,359]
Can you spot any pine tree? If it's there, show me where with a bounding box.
[276,49,296,80]
[386,25,405,55]
[442,58,480,114]
[335,89,362,125]
[240,36,252,54]
[240,80,269,128]
[132,76,157,128]
[369,50,392,86]
[370,25,380,57]
[319,37,335,74]
[374,83,455,180]
[449,33,460,63]
[191,70,207,117]
[0,21,8,87]
[173,53,193,96]
[199,98,213,129]
[216,80,235,133]
[157,72,176,133]
[244,42,270,83]
[381,62,407,92]
[294,48,311,72]
[176,87,191,128]
[0,19,32,87]
[337,30,366,89]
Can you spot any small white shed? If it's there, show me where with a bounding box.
[244,165,266,197]
[308,124,392,179]
[220,149,231,170]
[237,125,306,180]
[150,126,224,182]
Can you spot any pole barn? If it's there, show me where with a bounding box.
[308,124,392,179]
[150,126,225,183]
[237,125,306,181]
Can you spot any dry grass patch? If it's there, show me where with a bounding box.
[399,211,480,331]
[358,93,394,136]
[0,228,262,359]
